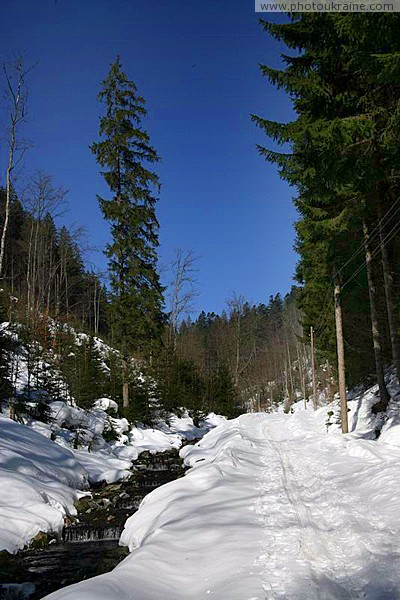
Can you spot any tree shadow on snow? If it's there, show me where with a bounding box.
[283,560,400,600]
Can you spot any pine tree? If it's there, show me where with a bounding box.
[58,226,85,318]
[91,56,165,411]
[156,353,205,416]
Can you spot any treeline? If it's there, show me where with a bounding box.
[0,175,317,421]
[0,180,108,335]
[158,289,318,415]
[254,14,400,415]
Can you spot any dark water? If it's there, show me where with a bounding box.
[0,449,186,600]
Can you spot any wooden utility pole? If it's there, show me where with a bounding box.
[296,340,307,409]
[310,326,317,410]
[333,272,348,434]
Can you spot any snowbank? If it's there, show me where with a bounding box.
[0,320,225,554]
[0,406,222,552]
[43,414,265,600]
[124,412,225,456]
[0,416,87,553]
[73,449,132,484]
[93,398,119,412]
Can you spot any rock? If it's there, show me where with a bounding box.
[30,532,49,549]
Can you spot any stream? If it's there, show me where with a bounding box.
[0,449,187,600]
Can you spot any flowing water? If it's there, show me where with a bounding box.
[0,449,186,600]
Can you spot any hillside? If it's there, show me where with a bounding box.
[0,324,225,554]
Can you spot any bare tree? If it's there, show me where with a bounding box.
[23,170,67,319]
[0,55,31,279]
[167,248,199,350]
[227,293,256,389]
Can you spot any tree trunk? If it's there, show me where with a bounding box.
[235,328,240,388]
[379,208,400,381]
[1,59,27,279]
[9,399,16,421]
[363,217,390,412]
[285,336,294,399]
[256,391,261,412]
[0,132,15,279]
[122,357,129,409]
[296,340,307,409]
[283,360,290,411]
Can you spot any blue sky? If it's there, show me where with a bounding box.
[0,0,296,315]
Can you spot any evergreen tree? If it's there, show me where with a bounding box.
[124,370,153,425]
[0,297,15,412]
[207,362,238,418]
[61,335,106,409]
[58,226,85,318]
[91,56,165,411]
[156,353,205,416]
[253,15,400,404]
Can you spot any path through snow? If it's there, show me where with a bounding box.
[255,412,400,598]
[44,412,400,599]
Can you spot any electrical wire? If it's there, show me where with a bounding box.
[342,217,400,290]
[336,195,400,277]
[310,195,400,337]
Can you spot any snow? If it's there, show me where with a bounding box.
[73,449,132,484]
[93,398,119,412]
[0,405,221,553]
[43,406,400,600]
[0,416,88,554]
[0,320,226,554]
[125,412,223,455]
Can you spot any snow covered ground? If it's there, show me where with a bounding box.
[0,409,222,553]
[44,405,400,600]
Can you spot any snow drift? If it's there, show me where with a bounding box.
[0,416,87,553]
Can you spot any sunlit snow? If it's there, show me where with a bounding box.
[43,398,400,600]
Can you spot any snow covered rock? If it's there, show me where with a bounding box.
[72,449,132,484]
[93,398,119,413]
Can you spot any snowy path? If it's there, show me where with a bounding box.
[44,412,400,600]
[255,413,400,598]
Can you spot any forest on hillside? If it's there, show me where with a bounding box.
[1,14,400,431]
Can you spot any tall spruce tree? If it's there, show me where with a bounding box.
[253,15,400,409]
[91,56,164,411]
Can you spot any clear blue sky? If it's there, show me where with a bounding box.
[0,0,296,315]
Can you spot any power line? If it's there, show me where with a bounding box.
[313,291,332,336]
[337,195,400,277]
[342,217,400,290]
[309,195,400,341]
